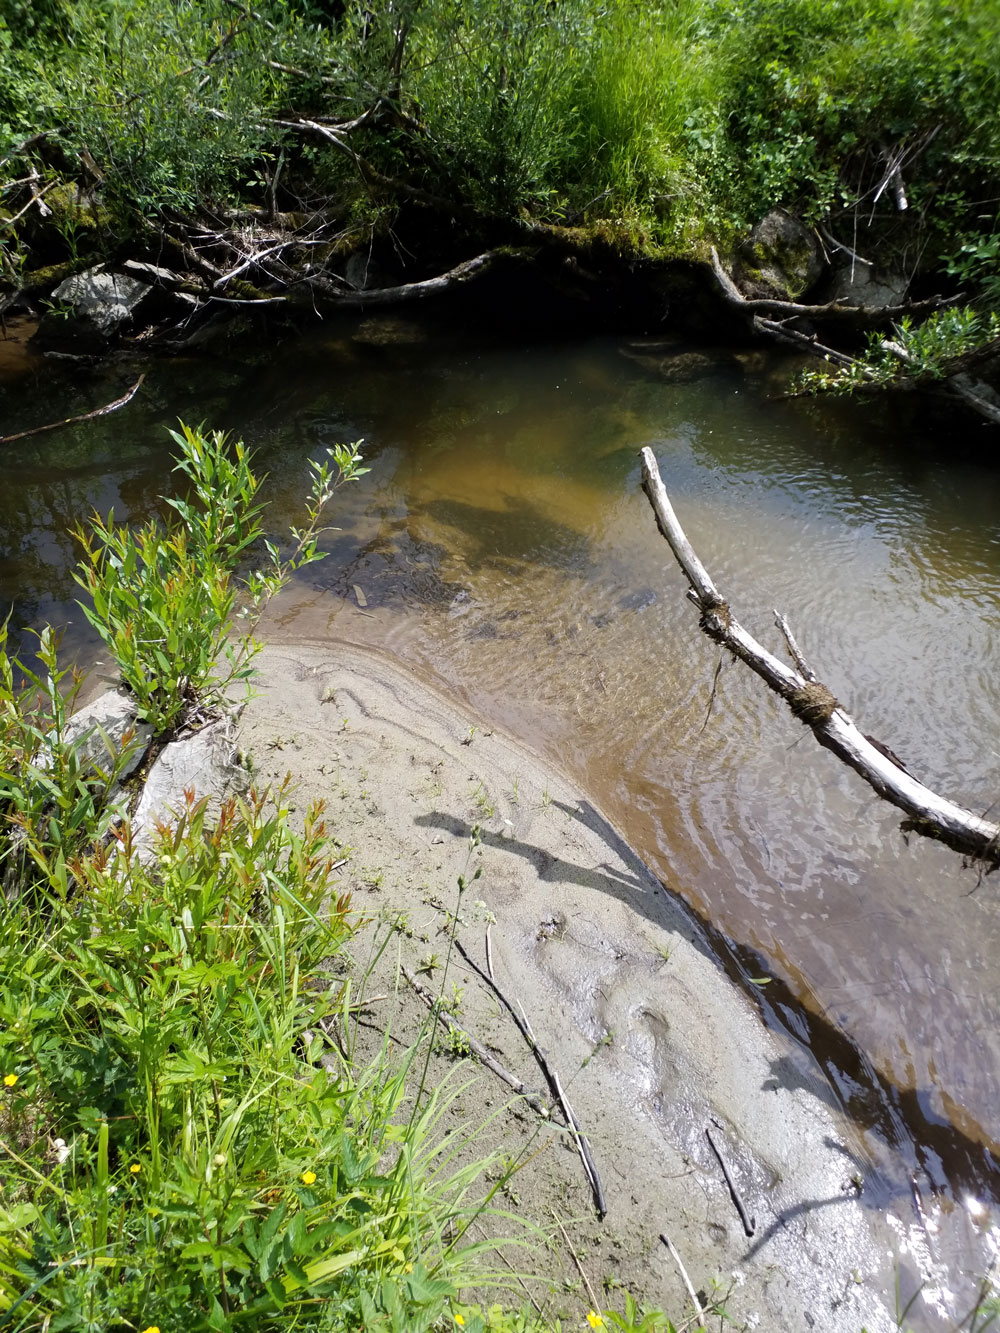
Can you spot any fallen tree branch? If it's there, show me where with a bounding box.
[752,315,872,374]
[301,250,499,307]
[949,372,1000,427]
[554,1070,607,1219]
[0,179,58,233]
[768,319,1000,425]
[710,246,947,322]
[269,115,467,216]
[0,375,146,446]
[638,447,1000,865]
[705,1125,755,1237]
[454,937,607,1218]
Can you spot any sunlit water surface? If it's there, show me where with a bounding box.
[3,312,1000,1318]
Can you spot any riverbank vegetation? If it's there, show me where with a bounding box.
[2,1,1000,419]
[2,0,998,259]
[0,426,695,1331]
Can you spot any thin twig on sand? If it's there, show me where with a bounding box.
[401,964,550,1118]
[705,1125,756,1237]
[553,1071,607,1220]
[454,936,607,1217]
[660,1230,707,1327]
[551,1209,600,1312]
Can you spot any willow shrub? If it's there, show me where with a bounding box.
[73,424,366,736]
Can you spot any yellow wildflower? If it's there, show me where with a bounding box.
[129,1163,141,1175]
[3,1074,17,1088]
[404,1262,414,1274]
[586,1314,605,1330]
[454,1317,465,1328]
[301,1170,317,1186]
[141,1327,160,1333]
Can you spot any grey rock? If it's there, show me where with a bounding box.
[132,715,249,857]
[120,259,183,287]
[828,258,908,308]
[733,208,825,301]
[63,690,153,784]
[34,267,151,352]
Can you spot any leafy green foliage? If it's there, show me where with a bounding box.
[0,787,513,1331]
[798,305,1000,396]
[0,622,137,892]
[0,420,541,1333]
[72,423,366,735]
[3,0,1000,274]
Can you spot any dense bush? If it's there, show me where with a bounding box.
[2,0,998,274]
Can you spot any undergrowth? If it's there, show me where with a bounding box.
[2,0,999,272]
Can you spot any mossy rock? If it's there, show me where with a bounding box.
[732,208,824,301]
[20,258,91,292]
[18,181,114,261]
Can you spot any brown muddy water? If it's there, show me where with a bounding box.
[3,311,1000,1322]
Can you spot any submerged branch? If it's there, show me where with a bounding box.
[638,446,1000,866]
[0,375,146,446]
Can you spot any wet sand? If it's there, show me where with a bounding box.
[236,640,900,1331]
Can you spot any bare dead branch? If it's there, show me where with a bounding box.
[301,250,498,307]
[773,611,817,682]
[639,446,1000,865]
[710,246,946,321]
[949,373,1000,426]
[752,315,871,373]
[0,180,58,233]
[453,936,606,1218]
[705,1125,755,1237]
[401,963,551,1118]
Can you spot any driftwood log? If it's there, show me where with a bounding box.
[639,447,1000,866]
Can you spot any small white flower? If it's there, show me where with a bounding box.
[731,1269,746,1288]
[54,1138,70,1164]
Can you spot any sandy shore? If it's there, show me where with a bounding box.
[236,640,898,1330]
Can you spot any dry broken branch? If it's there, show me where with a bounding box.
[301,251,499,307]
[705,1125,755,1237]
[454,936,607,1218]
[401,963,551,1117]
[638,447,1000,866]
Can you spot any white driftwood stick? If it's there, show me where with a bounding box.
[639,447,1000,863]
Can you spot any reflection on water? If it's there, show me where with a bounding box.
[2,314,1000,1318]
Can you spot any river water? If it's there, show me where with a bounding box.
[3,311,1000,1318]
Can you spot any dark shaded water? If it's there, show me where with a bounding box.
[3,311,1000,1319]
